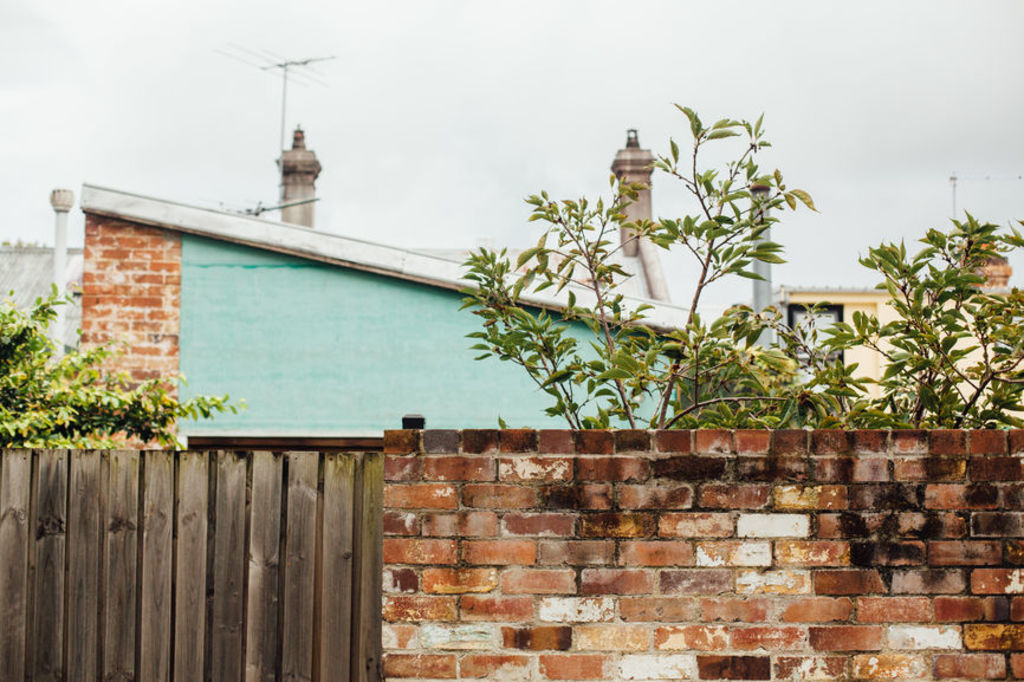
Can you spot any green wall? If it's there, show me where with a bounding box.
[178,235,568,434]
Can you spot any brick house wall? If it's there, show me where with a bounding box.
[381,428,1024,681]
[81,214,181,387]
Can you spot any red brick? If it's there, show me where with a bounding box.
[973,457,1024,481]
[892,430,930,454]
[895,455,967,480]
[781,597,853,622]
[499,456,573,482]
[812,430,848,454]
[773,485,848,510]
[737,455,808,481]
[422,455,495,481]
[384,455,420,481]
[659,512,733,538]
[1013,653,1024,678]
[421,567,498,594]
[815,457,889,482]
[698,484,770,509]
[695,429,732,454]
[422,429,460,453]
[929,541,1002,566]
[382,538,457,565]
[537,540,615,566]
[460,654,531,678]
[851,430,888,454]
[808,625,882,651]
[935,596,1009,622]
[932,429,968,455]
[619,483,693,509]
[730,626,806,650]
[654,430,693,453]
[698,655,771,680]
[501,513,575,537]
[971,429,1009,455]
[620,597,698,622]
[774,656,846,679]
[574,431,613,454]
[775,541,850,567]
[382,511,419,536]
[619,541,694,567]
[460,595,533,622]
[813,570,885,595]
[701,597,770,623]
[538,654,608,680]
[577,456,649,481]
[501,568,576,594]
[462,429,500,453]
[973,568,1024,594]
[541,483,612,510]
[850,540,926,566]
[500,429,538,452]
[933,653,1006,680]
[384,483,457,509]
[773,429,809,455]
[660,569,733,595]
[382,595,457,622]
[652,455,727,479]
[655,625,729,650]
[421,511,498,537]
[463,540,536,565]
[461,483,536,508]
[383,654,456,678]
[579,512,655,538]
[614,429,651,452]
[538,429,574,454]
[734,430,771,454]
[581,568,653,595]
[857,596,931,622]
[574,624,649,652]
[892,569,967,594]
[383,567,418,593]
[501,626,572,650]
[383,430,419,454]
[926,483,1000,509]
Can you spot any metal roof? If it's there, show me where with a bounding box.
[0,246,83,345]
[80,184,692,331]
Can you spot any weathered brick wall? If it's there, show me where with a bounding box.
[82,214,181,386]
[382,428,1024,681]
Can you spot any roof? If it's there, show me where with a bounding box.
[0,246,83,345]
[80,184,692,331]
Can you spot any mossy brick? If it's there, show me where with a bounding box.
[925,483,1000,509]
[972,512,1024,537]
[965,623,1024,650]
[574,430,614,454]
[893,457,967,481]
[848,483,920,510]
[695,429,732,454]
[652,455,727,480]
[736,455,808,481]
[971,429,1008,455]
[499,428,538,452]
[579,512,656,538]
[614,429,651,452]
[850,430,888,454]
[812,430,848,455]
[422,429,459,453]
[773,429,809,455]
[971,456,1024,481]
[850,540,926,566]
[1011,431,1024,455]
[461,429,500,453]
[932,430,968,455]
[697,655,771,680]
[383,429,420,454]
[653,430,693,453]
[540,483,613,510]
[538,429,574,454]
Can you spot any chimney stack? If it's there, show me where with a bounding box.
[610,130,671,302]
[980,254,1012,289]
[279,126,322,227]
[49,188,74,355]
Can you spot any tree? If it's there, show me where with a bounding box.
[0,290,238,448]
[461,105,1024,430]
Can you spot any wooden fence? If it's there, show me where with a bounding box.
[0,449,383,681]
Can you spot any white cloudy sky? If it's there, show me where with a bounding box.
[3,0,1023,308]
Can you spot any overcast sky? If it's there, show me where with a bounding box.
[3,0,1023,308]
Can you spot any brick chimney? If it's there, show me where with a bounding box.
[279,126,322,227]
[979,254,1012,289]
[610,130,671,302]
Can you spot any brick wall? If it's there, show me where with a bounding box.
[82,214,181,386]
[381,428,1024,681]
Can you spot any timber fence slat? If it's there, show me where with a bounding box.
[318,453,356,680]
[0,450,30,681]
[30,449,67,681]
[66,450,101,682]
[140,449,174,682]
[0,449,381,682]
[282,452,318,681]
[173,451,208,682]
[244,451,282,682]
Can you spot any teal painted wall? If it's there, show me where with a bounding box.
[179,235,570,434]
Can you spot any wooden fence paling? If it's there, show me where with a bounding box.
[0,449,382,682]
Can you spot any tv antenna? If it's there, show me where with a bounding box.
[215,45,334,158]
[949,171,1024,218]
[240,197,319,217]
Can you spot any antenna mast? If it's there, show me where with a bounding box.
[262,55,336,161]
[950,171,1024,218]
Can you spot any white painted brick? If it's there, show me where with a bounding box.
[887,624,962,650]
[499,457,572,481]
[619,654,698,680]
[538,597,615,623]
[419,624,496,650]
[696,542,772,567]
[737,513,810,537]
[735,569,811,595]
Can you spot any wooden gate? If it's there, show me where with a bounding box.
[0,449,383,681]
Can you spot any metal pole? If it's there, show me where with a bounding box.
[279,65,289,200]
[49,188,74,356]
[750,184,773,345]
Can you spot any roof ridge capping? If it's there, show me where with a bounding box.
[79,184,689,331]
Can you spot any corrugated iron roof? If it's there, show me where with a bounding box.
[0,246,82,346]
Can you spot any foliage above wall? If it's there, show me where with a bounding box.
[0,289,237,448]
[461,106,1024,430]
